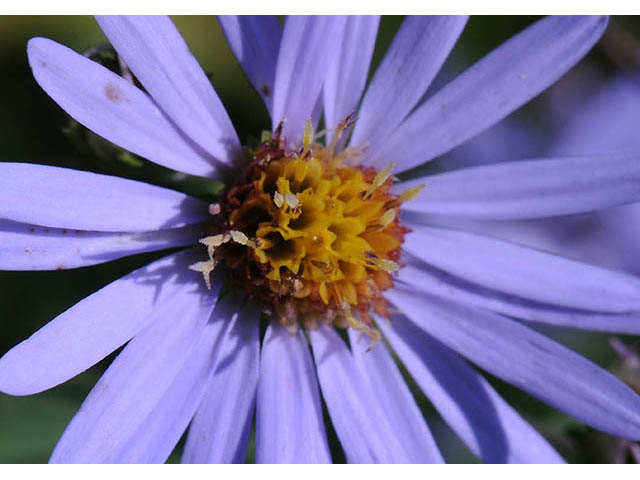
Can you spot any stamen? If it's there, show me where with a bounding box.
[230,230,250,246]
[372,162,395,189]
[397,184,424,203]
[260,130,272,143]
[284,192,299,209]
[379,209,396,228]
[302,118,314,154]
[273,191,284,208]
[368,257,400,272]
[364,162,395,199]
[386,184,425,209]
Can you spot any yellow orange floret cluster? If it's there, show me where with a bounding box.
[190,120,421,345]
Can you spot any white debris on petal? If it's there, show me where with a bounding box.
[200,234,227,257]
[342,305,381,351]
[285,322,300,335]
[273,191,284,208]
[201,234,226,248]
[285,193,299,208]
[189,260,216,289]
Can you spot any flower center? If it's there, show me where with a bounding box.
[190,119,421,346]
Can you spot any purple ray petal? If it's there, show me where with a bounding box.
[0,219,200,271]
[309,325,411,463]
[549,74,640,156]
[0,163,207,232]
[402,225,640,313]
[379,317,563,463]
[347,330,443,463]
[368,16,608,171]
[351,15,467,150]
[272,16,347,146]
[398,260,640,334]
[387,287,640,440]
[113,296,256,463]
[0,250,216,396]
[95,15,241,165]
[256,324,330,463]
[400,153,640,219]
[435,116,547,171]
[217,15,281,116]
[323,15,379,143]
[49,270,223,463]
[181,300,260,464]
[310,95,324,133]
[28,37,217,177]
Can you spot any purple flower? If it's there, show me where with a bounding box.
[1,15,640,464]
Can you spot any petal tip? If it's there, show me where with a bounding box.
[0,354,41,397]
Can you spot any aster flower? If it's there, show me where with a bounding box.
[2,14,640,464]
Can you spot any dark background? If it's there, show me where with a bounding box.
[1,15,640,463]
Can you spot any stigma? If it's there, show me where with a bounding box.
[190,117,421,347]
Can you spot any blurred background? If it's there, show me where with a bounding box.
[1,15,640,463]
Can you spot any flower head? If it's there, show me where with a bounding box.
[191,118,417,344]
[2,15,640,464]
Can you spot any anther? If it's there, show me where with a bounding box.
[396,184,424,204]
[273,191,284,208]
[379,209,396,228]
[284,193,299,209]
[230,230,250,246]
[373,162,395,189]
[373,258,400,272]
[302,118,314,154]
[260,130,272,143]
[364,162,395,199]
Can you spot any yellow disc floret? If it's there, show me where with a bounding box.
[191,120,421,346]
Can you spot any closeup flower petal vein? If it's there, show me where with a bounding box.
[1,14,640,464]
